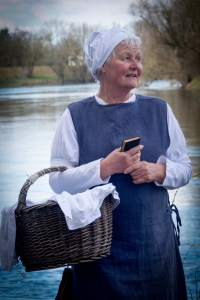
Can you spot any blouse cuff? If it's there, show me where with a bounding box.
[98,159,110,184]
[154,155,170,189]
[154,155,189,190]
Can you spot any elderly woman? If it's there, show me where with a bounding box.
[50,28,191,300]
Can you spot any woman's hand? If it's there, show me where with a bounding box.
[100,145,143,180]
[124,161,166,184]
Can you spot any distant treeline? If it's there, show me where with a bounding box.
[0,23,95,84]
[0,0,200,87]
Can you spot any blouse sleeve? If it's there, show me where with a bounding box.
[155,103,192,189]
[50,103,192,194]
[49,108,109,194]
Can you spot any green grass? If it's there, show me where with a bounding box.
[0,66,59,87]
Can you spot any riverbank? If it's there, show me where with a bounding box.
[186,76,200,91]
[1,66,200,91]
[0,66,92,87]
[0,66,57,87]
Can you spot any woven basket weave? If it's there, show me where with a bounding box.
[15,166,113,272]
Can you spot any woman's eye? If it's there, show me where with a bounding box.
[136,57,141,62]
[124,56,130,60]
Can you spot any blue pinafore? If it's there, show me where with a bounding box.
[68,95,187,300]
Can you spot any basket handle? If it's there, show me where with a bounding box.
[16,166,68,214]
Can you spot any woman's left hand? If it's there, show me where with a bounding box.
[124,161,166,184]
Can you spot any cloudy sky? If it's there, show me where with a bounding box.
[0,0,137,32]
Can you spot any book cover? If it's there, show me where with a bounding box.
[121,136,141,152]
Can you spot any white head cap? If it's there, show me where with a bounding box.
[84,27,141,80]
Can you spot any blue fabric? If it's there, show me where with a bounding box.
[68,95,187,300]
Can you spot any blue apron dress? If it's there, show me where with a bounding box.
[68,95,187,300]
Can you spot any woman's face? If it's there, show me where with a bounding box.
[101,42,143,90]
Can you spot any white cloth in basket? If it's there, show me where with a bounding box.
[0,183,120,271]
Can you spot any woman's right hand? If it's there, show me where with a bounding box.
[100,145,144,180]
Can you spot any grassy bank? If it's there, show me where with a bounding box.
[186,76,200,91]
[0,66,61,87]
[0,65,93,87]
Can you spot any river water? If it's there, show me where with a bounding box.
[0,83,200,299]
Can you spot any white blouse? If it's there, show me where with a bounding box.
[49,94,192,194]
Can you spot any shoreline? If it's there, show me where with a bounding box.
[0,79,94,88]
[0,77,200,91]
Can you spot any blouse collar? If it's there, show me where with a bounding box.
[95,93,136,105]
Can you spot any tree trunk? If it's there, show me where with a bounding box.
[27,62,34,78]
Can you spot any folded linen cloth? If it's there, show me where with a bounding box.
[0,183,119,271]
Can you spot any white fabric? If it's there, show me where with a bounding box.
[55,183,119,229]
[0,184,120,271]
[0,204,19,272]
[84,27,141,80]
[50,94,192,194]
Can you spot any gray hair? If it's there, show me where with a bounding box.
[105,37,141,64]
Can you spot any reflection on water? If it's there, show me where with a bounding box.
[0,84,200,299]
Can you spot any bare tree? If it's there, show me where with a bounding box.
[130,0,200,86]
[11,29,44,78]
[134,20,183,84]
[67,23,94,82]
[41,20,73,84]
[42,21,94,84]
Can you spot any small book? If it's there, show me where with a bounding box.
[121,136,141,152]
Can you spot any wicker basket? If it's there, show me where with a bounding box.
[15,166,113,272]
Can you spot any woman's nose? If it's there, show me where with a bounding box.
[130,59,138,69]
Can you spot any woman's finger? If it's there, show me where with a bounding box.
[124,161,141,174]
[127,145,144,156]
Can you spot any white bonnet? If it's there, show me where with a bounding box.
[84,27,141,80]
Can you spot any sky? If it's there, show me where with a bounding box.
[0,0,137,32]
